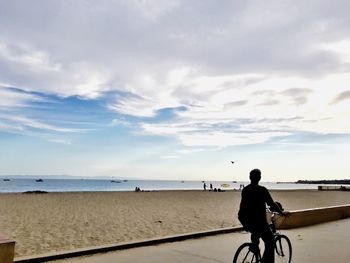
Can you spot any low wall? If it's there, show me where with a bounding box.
[318,185,350,191]
[0,235,15,263]
[273,204,350,229]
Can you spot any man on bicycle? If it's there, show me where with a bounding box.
[238,169,285,263]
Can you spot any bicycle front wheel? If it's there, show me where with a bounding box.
[275,234,292,263]
[233,243,260,263]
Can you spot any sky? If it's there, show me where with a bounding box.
[0,0,350,182]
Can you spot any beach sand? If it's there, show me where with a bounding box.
[0,190,349,257]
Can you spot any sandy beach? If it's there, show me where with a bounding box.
[0,190,349,257]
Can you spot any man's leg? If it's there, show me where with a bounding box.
[260,225,275,263]
[250,232,260,254]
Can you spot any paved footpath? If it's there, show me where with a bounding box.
[54,218,350,263]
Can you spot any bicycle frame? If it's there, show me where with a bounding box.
[269,211,278,234]
[251,211,286,260]
[233,208,292,263]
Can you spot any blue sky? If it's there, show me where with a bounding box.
[0,0,350,181]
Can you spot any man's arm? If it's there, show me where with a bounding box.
[264,188,284,214]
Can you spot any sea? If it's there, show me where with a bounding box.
[0,178,329,193]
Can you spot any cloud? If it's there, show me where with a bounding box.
[109,118,133,127]
[330,90,350,104]
[0,114,82,133]
[0,89,99,140]
[1,0,349,99]
[47,138,72,145]
[1,0,350,148]
[0,86,45,108]
[258,99,281,106]
[224,100,248,109]
[281,88,313,105]
[140,118,292,147]
[142,69,350,146]
[0,42,61,72]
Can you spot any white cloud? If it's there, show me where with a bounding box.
[136,71,350,146]
[0,114,82,133]
[0,42,62,72]
[320,40,350,64]
[0,87,44,108]
[1,0,350,147]
[128,0,180,22]
[44,137,72,145]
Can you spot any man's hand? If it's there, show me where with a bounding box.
[282,210,291,216]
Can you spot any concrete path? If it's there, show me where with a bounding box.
[54,218,350,263]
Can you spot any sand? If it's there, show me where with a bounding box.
[0,190,349,257]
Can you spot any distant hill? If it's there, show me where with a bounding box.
[0,175,130,180]
[296,179,350,185]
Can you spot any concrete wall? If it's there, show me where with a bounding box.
[0,235,15,263]
[273,204,350,229]
[318,185,350,191]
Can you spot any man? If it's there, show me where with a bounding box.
[238,169,286,263]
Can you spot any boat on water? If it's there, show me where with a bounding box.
[111,180,122,183]
[35,179,43,182]
[3,178,10,181]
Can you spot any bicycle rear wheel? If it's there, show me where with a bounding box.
[233,243,260,263]
[275,234,292,263]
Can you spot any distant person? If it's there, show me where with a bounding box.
[238,169,287,263]
[203,182,207,191]
[210,183,213,191]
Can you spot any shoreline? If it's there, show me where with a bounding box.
[0,188,322,195]
[1,190,349,257]
[0,178,329,193]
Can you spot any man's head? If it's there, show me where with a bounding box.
[249,169,261,184]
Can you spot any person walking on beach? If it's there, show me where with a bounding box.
[238,169,286,263]
[203,182,207,191]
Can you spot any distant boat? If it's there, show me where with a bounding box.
[35,179,43,182]
[123,180,128,182]
[3,178,10,181]
[111,180,122,183]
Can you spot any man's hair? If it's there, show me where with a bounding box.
[249,169,261,183]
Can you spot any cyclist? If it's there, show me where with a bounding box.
[238,169,286,263]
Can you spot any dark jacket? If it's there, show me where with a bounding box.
[238,183,282,231]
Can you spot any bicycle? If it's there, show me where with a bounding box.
[233,208,292,263]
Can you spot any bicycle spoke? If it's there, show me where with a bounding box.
[242,250,250,262]
[275,235,292,263]
[233,243,260,263]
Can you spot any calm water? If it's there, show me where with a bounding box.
[0,178,323,193]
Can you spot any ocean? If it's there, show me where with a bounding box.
[0,178,325,193]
